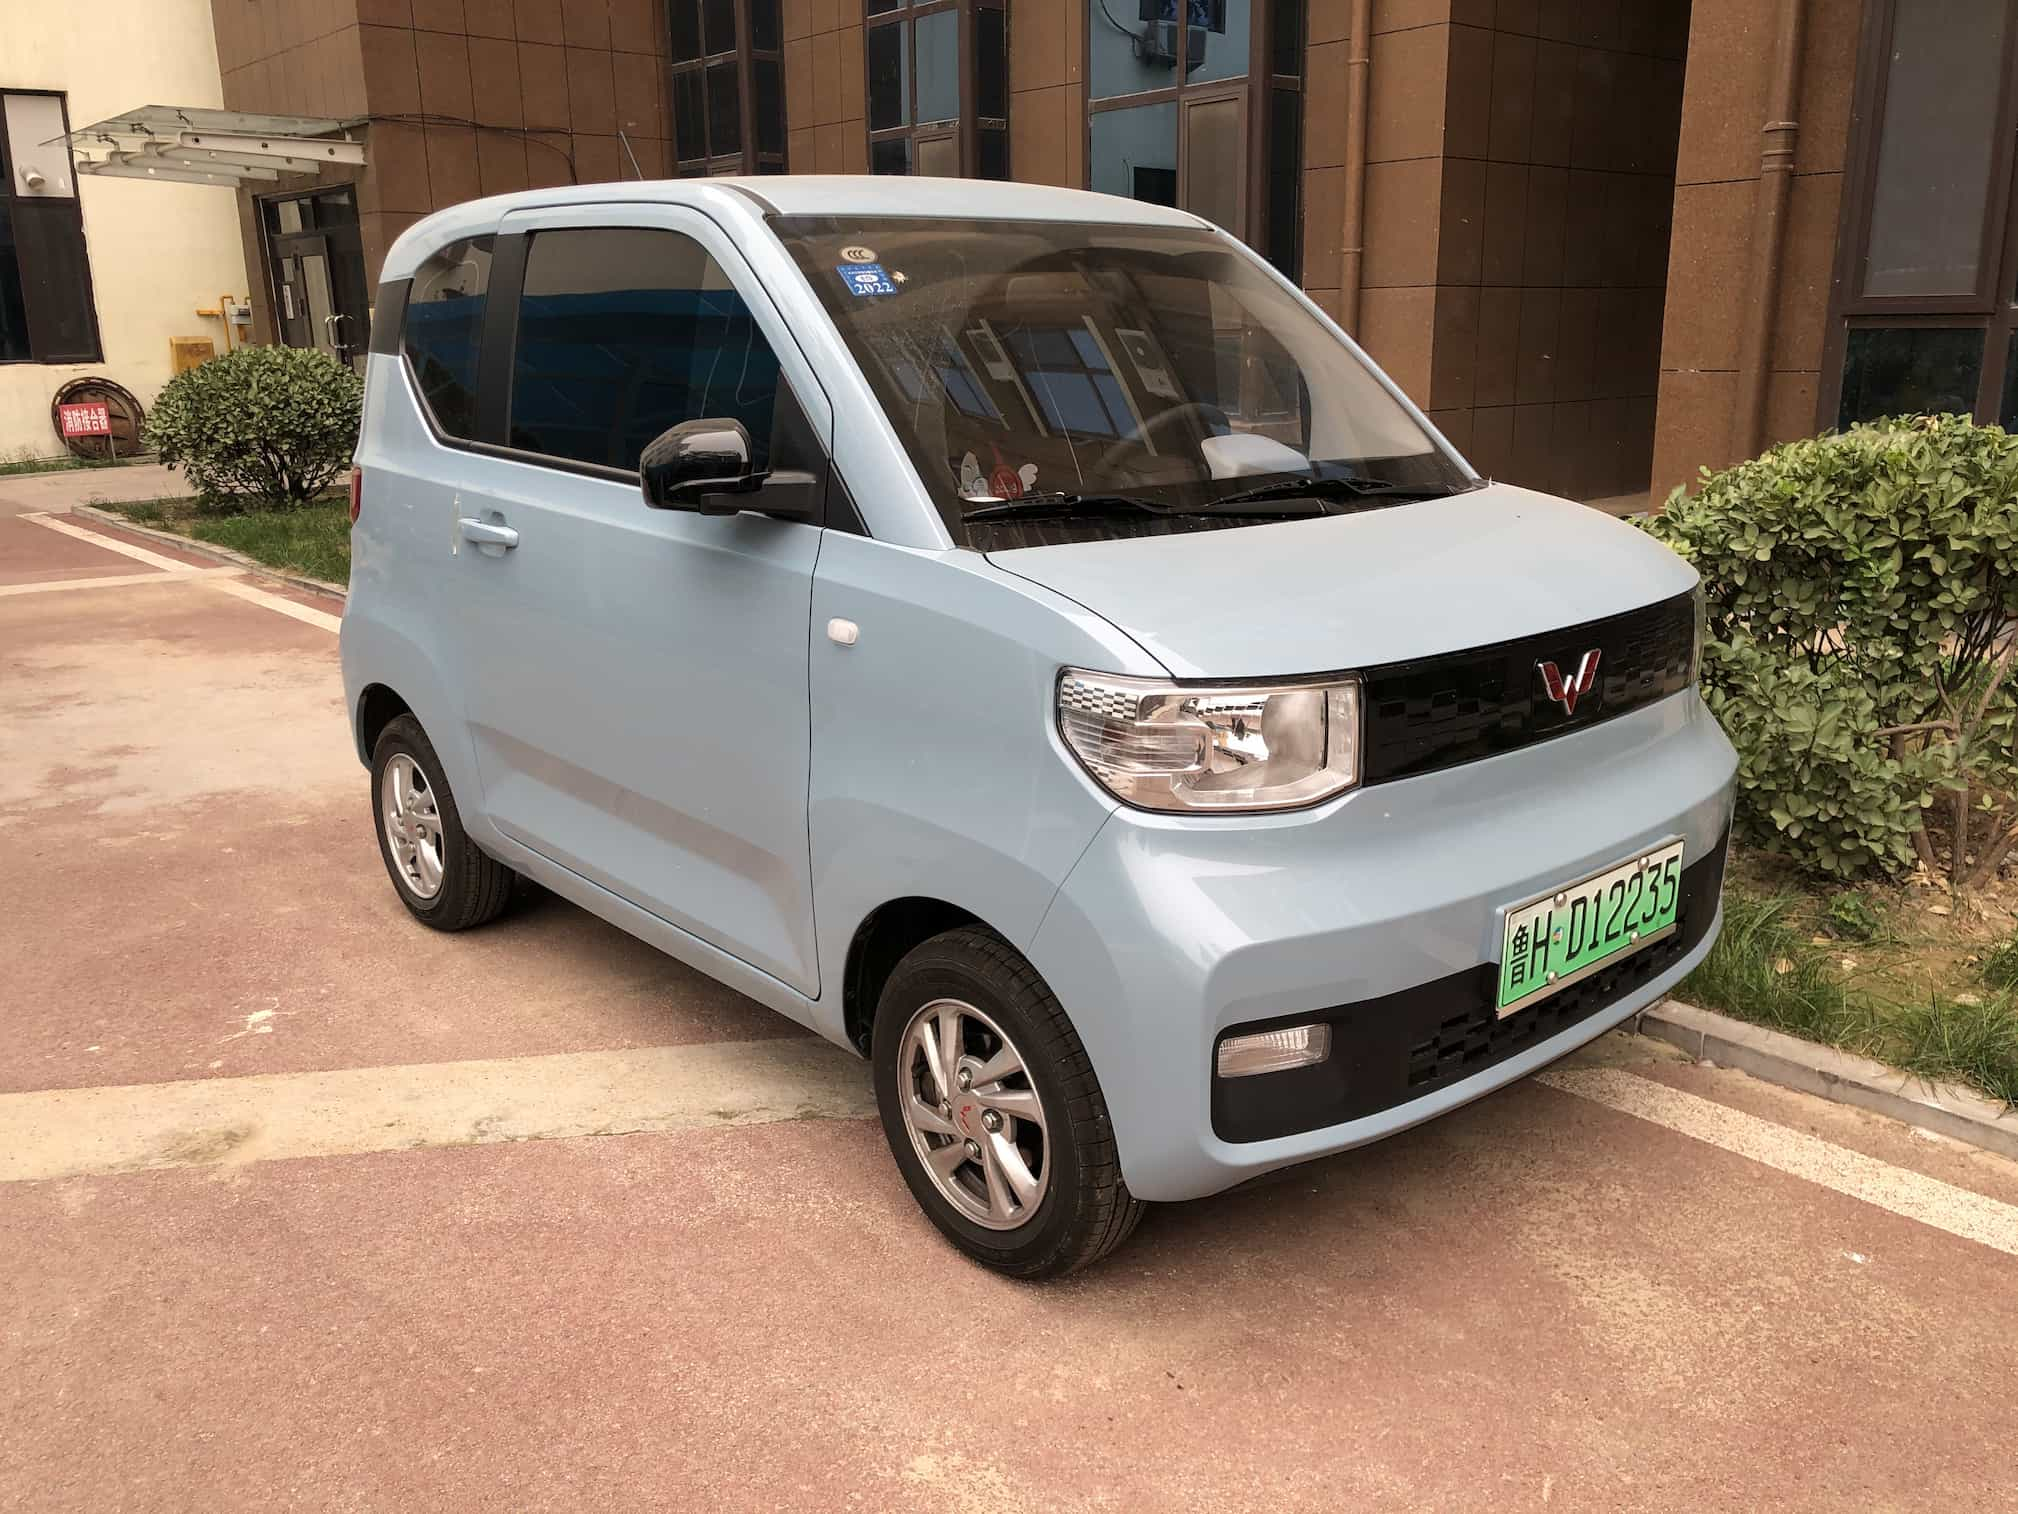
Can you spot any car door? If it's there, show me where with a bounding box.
[449,204,829,996]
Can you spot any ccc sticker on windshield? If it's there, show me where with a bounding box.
[838,262,899,296]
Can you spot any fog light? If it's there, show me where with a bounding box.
[1216,1023,1332,1079]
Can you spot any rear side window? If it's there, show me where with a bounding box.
[507,227,791,473]
[402,236,492,439]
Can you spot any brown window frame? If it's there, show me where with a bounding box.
[1082,1,1303,279]
[671,0,788,177]
[1821,0,2018,427]
[864,0,1010,179]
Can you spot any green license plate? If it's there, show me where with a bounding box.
[1496,840,1685,1016]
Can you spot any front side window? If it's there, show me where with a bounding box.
[865,0,1009,180]
[1086,1,1303,278]
[775,215,1469,547]
[507,227,802,475]
[0,90,100,365]
[402,237,492,438]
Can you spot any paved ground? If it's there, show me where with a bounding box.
[5,478,2017,1512]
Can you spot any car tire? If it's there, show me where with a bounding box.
[873,927,1145,1278]
[370,714,516,932]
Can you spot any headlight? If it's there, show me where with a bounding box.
[1058,668,1361,812]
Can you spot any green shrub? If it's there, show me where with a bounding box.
[1646,414,2018,885]
[144,344,362,507]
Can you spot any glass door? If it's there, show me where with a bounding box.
[260,189,369,371]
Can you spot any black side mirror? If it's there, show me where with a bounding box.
[641,419,763,515]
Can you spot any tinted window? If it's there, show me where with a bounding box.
[509,227,788,473]
[1838,326,1984,427]
[402,236,492,438]
[867,23,908,131]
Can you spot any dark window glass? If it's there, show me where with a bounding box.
[755,58,785,154]
[701,0,738,55]
[867,22,908,131]
[1090,100,1178,204]
[757,158,789,174]
[0,204,29,362]
[2003,332,2018,430]
[1266,86,1301,278]
[669,1,701,62]
[749,0,782,51]
[12,203,99,363]
[1270,0,1304,76]
[915,8,960,123]
[707,60,742,158]
[1862,0,2007,299]
[402,237,493,439]
[509,227,790,473]
[867,0,902,11]
[673,70,706,163]
[1838,326,1984,427]
[977,126,1008,181]
[872,136,911,174]
[1188,0,1248,83]
[975,4,1007,119]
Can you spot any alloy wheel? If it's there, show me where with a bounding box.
[896,997,1051,1230]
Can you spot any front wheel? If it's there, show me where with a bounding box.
[873,928,1145,1277]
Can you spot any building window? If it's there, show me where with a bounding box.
[672,0,788,175]
[865,0,1010,179]
[1826,0,2018,427]
[0,90,101,365]
[1085,1,1303,278]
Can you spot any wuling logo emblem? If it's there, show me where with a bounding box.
[1537,650,1602,716]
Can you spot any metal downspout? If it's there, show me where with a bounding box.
[1339,0,1373,334]
[1731,0,1809,458]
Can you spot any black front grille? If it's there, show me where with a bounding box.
[1359,591,1696,785]
[1211,832,1728,1144]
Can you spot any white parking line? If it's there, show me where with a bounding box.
[0,1038,873,1183]
[0,568,230,598]
[1540,1064,2018,1258]
[17,511,342,633]
[207,574,342,633]
[21,510,195,572]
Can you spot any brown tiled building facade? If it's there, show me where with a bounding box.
[208,0,2018,505]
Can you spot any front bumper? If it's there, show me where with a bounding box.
[1028,689,1738,1202]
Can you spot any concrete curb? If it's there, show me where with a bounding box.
[1636,999,2018,1161]
[71,503,348,607]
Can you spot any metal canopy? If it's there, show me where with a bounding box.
[59,105,366,187]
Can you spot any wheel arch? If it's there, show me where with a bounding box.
[842,896,985,1053]
[354,682,414,764]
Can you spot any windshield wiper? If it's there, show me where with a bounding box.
[961,491,1185,522]
[1207,474,1474,509]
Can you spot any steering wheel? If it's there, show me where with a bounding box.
[1092,402,1225,475]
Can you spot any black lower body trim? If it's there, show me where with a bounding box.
[1211,830,1730,1144]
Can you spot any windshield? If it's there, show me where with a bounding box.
[773,215,1475,548]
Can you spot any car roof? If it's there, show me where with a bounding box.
[378,175,1209,281]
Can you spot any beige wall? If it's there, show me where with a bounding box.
[0,0,249,457]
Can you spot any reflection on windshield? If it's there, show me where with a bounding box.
[773,216,1474,547]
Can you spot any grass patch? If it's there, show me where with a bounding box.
[1680,876,2018,1106]
[98,494,350,584]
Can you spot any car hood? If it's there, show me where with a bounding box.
[984,483,1697,678]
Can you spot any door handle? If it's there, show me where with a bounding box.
[457,516,519,549]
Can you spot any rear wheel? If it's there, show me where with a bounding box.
[873,927,1144,1277]
[370,715,515,931]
